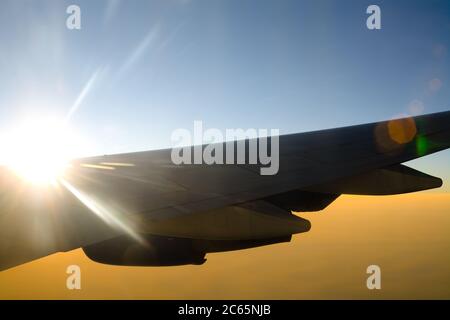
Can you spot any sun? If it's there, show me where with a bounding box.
[0,117,83,185]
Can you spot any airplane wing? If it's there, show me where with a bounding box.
[1,111,449,270]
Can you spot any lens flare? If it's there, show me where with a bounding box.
[416,135,428,157]
[387,117,417,145]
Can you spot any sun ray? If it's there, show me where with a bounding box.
[65,67,106,122]
[60,178,146,245]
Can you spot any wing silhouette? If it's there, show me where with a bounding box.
[1,111,449,270]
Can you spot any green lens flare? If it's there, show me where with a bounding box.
[416,135,428,156]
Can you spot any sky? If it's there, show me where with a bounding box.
[0,0,449,147]
[0,0,448,186]
[0,0,449,299]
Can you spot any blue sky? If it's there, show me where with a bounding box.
[0,0,449,184]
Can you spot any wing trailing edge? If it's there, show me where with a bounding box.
[306,164,442,196]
